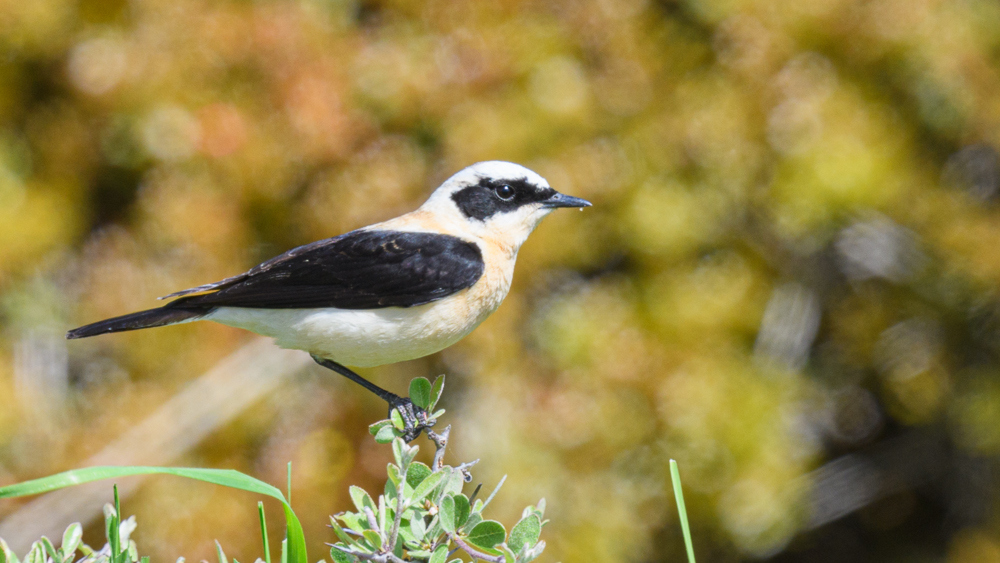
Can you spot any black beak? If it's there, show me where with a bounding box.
[542,192,592,209]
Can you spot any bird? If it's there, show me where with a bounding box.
[67,161,591,439]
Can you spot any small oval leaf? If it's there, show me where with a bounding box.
[429,545,448,563]
[466,521,506,550]
[409,514,427,541]
[439,495,456,534]
[349,486,375,514]
[408,378,432,410]
[430,376,445,410]
[409,471,445,504]
[508,515,541,553]
[406,463,432,489]
[390,409,405,431]
[374,425,397,444]
[461,512,483,534]
[361,530,382,551]
[61,523,82,559]
[453,494,470,528]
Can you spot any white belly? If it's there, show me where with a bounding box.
[205,293,490,367]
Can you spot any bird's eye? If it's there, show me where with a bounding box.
[494,184,515,201]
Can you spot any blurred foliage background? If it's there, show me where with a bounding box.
[1,0,1000,561]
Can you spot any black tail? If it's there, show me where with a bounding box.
[66,306,209,339]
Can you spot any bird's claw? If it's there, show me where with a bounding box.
[388,396,435,442]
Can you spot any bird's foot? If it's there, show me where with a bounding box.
[388,395,435,442]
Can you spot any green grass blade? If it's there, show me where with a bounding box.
[0,466,307,563]
[110,485,122,563]
[258,502,271,563]
[669,460,696,563]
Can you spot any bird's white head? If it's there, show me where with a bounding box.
[420,161,591,253]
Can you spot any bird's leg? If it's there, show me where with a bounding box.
[310,355,433,441]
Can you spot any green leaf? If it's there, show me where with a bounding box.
[390,409,405,431]
[429,375,445,410]
[670,459,696,563]
[339,512,367,534]
[361,531,382,551]
[104,504,118,559]
[408,378,432,410]
[466,521,506,550]
[349,486,375,514]
[258,502,271,563]
[452,494,470,528]
[429,545,448,563]
[405,462,432,489]
[61,523,83,561]
[409,514,427,541]
[215,541,228,563]
[392,439,406,469]
[439,495,456,534]
[387,463,402,487]
[442,468,464,498]
[368,420,392,435]
[398,527,416,546]
[24,544,43,563]
[508,515,541,553]
[329,517,363,550]
[0,466,308,563]
[329,547,355,563]
[424,516,442,541]
[374,425,397,444]
[501,544,517,563]
[409,471,445,505]
[39,538,58,563]
[461,512,482,534]
[0,539,19,563]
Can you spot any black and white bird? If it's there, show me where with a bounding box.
[67,161,591,438]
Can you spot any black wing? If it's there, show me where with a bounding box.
[165,230,485,310]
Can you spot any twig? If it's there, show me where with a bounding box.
[456,459,479,482]
[386,462,407,555]
[450,534,504,563]
[426,425,451,470]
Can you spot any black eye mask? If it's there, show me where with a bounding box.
[451,177,556,221]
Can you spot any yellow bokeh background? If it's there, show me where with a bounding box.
[3,0,1000,561]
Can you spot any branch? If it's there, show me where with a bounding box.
[456,459,479,483]
[426,425,451,470]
